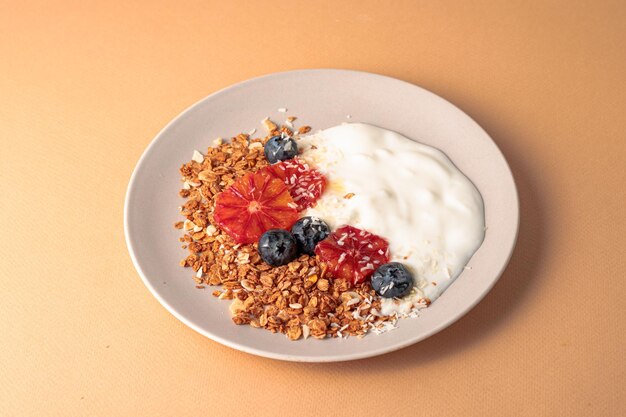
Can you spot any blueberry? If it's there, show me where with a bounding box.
[264,135,298,163]
[258,229,298,266]
[370,262,413,298]
[291,216,330,255]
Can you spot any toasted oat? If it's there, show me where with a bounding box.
[286,325,302,340]
[307,319,327,339]
[316,278,329,292]
[197,170,213,181]
[240,279,254,291]
[298,125,311,134]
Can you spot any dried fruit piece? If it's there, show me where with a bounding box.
[260,158,327,211]
[315,225,390,285]
[213,171,299,244]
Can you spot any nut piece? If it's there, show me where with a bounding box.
[191,150,204,163]
[183,219,195,231]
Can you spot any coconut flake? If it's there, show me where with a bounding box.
[346,297,360,307]
[360,263,375,272]
[191,150,204,163]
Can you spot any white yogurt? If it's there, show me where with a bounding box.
[299,123,485,314]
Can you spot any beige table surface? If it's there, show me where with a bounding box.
[1,1,625,415]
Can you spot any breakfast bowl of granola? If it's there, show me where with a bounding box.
[124,70,519,362]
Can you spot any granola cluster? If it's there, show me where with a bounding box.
[175,118,398,340]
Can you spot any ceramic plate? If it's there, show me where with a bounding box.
[124,69,519,362]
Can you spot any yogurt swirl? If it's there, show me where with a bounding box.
[299,123,485,314]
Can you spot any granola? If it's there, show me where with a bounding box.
[176,118,401,340]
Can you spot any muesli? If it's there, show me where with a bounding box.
[175,116,485,340]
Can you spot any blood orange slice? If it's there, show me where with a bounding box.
[261,158,327,211]
[213,171,299,244]
[315,225,390,285]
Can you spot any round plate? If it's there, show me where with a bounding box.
[124,69,519,362]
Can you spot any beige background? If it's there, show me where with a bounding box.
[1,1,625,415]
